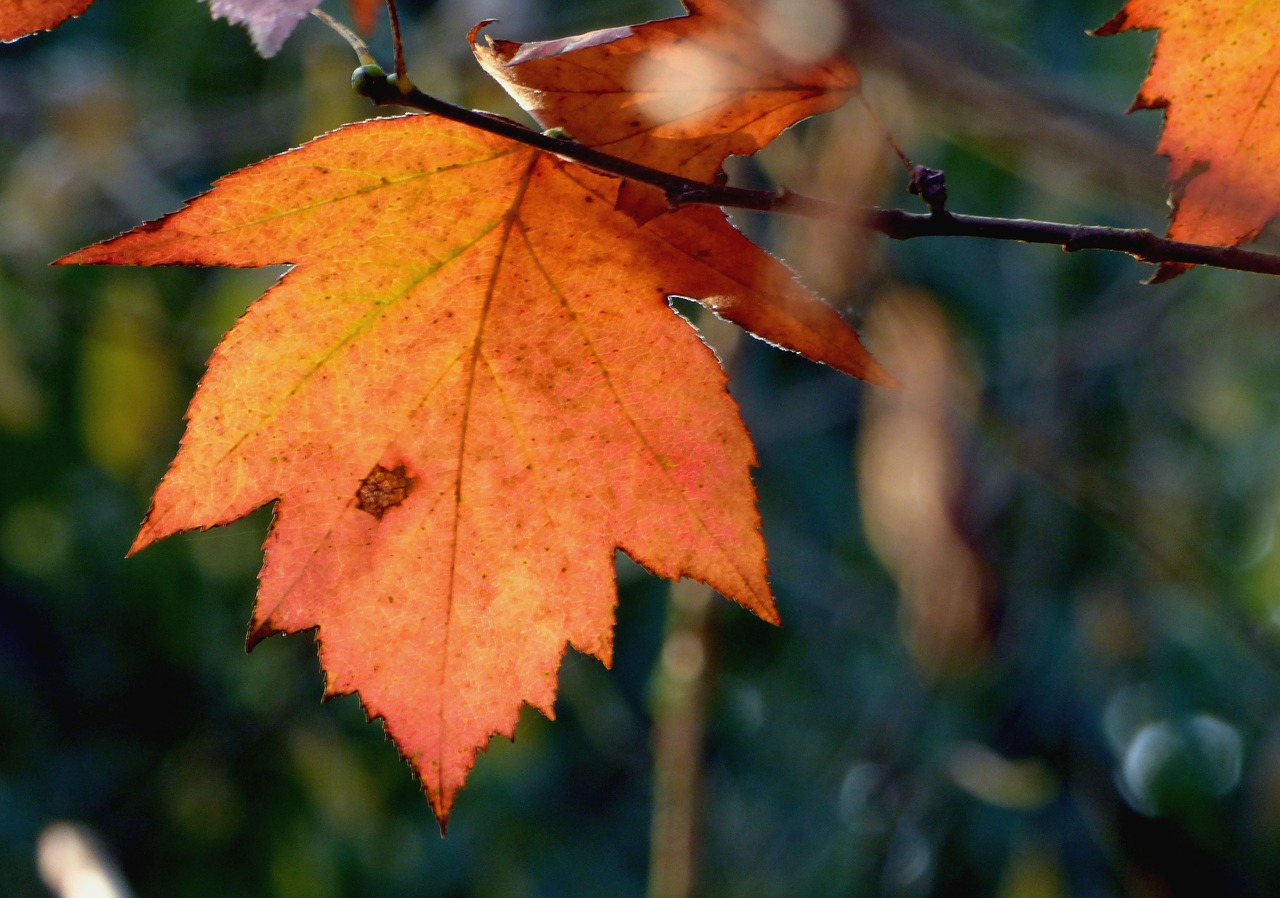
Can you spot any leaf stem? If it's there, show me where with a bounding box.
[385,0,410,87]
[854,84,913,175]
[310,9,377,67]
[350,69,1280,279]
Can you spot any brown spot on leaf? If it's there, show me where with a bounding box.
[356,464,414,519]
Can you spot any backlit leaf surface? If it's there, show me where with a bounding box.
[60,115,813,822]
[473,0,859,187]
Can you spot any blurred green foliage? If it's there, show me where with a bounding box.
[3,0,1280,896]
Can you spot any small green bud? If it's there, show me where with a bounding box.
[351,63,387,98]
[543,127,573,141]
[386,72,415,94]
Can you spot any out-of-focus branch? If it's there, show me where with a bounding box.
[648,580,717,898]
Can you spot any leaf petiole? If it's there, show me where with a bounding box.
[311,9,377,68]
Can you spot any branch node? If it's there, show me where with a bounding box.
[351,64,388,99]
[387,72,416,95]
[908,165,949,217]
[1063,226,1090,253]
[666,183,709,208]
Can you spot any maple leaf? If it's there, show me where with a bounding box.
[1,0,93,42]
[1097,1,1280,276]
[57,114,846,823]
[473,0,858,188]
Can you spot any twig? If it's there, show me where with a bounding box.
[853,84,913,175]
[348,67,1280,279]
[310,10,376,67]
[866,209,1280,276]
[385,0,409,87]
[648,580,717,898]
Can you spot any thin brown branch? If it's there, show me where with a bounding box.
[866,210,1280,276]
[351,70,1280,279]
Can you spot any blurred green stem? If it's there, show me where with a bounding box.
[648,579,716,898]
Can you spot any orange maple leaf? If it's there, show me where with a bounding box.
[1097,1,1280,273]
[1,0,93,42]
[473,0,858,188]
[58,114,879,823]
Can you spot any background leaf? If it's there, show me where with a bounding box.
[201,0,323,56]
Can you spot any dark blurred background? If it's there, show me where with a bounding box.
[3,0,1280,895]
